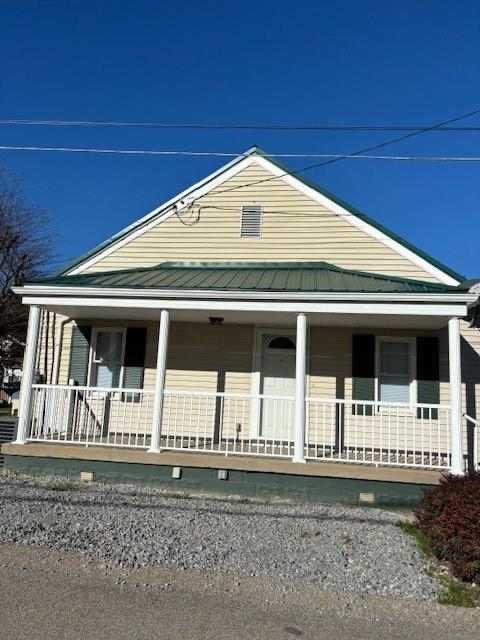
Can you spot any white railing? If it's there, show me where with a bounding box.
[464,413,479,471]
[29,384,155,448]
[306,397,452,469]
[162,390,295,458]
[27,385,452,469]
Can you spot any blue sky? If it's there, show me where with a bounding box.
[1,0,479,278]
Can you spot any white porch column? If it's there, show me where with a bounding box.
[148,309,170,453]
[14,305,41,444]
[448,316,464,475]
[293,313,307,463]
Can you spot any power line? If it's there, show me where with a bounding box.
[0,145,478,160]
[1,118,479,132]
[207,107,480,197]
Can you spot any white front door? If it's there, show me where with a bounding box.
[260,334,296,440]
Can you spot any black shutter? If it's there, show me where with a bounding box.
[123,328,147,401]
[68,325,91,385]
[416,336,439,419]
[352,334,375,416]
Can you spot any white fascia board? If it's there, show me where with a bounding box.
[253,155,461,286]
[19,295,469,318]
[14,285,477,305]
[68,155,257,275]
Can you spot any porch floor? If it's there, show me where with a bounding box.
[21,432,451,471]
[2,441,443,485]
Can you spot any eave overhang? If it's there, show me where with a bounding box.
[13,284,476,319]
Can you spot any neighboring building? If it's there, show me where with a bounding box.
[10,390,20,417]
[2,367,22,387]
[1,367,21,412]
[4,147,480,505]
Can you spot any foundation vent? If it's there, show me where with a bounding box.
[80,471,94,482]
[359,492,375,504]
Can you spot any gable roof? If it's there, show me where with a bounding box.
[57,146,464,284]
[258,150,464,283]
[31,261,465,294]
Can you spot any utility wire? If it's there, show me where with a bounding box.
[207,107,480,197]
[0,145,478,160]
[0,118,479,131]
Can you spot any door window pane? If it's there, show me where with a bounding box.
[93,331,123,388]
[96,332,123,362]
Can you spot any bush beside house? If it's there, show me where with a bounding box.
[415,471,480,583]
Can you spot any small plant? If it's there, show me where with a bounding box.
[397,521,432,557]
[46,479,79,491]
[2,468,19,477]
[300,530,320,539]
[438,577,480,608]
[414,471,480,584]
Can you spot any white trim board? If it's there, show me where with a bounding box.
[65,152,461,286]
[19,295,470,318]
[14,285,477,304]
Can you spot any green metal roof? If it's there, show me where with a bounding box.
[54,146,465,282]
[28,261,465,294]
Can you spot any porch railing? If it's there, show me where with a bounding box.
[27,384,454,470]
[162,390,295,458]
[29,384,155,447]
[306,397,451,469]
[464,413,479,470]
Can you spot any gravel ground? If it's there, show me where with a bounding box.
[0,473,441,601]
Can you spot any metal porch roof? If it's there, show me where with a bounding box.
[26,262,466,294]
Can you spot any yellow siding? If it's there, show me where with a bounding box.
[35,312,73,385]
[82,163,442,282]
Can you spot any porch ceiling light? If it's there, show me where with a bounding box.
[209,316,224,325]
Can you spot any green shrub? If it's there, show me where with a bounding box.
[415,471,480,582]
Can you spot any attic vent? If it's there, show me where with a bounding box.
[240,205,262,237]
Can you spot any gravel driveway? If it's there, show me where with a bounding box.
[0,473,441,601]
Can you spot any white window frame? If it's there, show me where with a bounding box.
[375,336,416,407]
[88,327,127,389]
[239,204,263,238]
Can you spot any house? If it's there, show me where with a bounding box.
[3,146,480,506]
